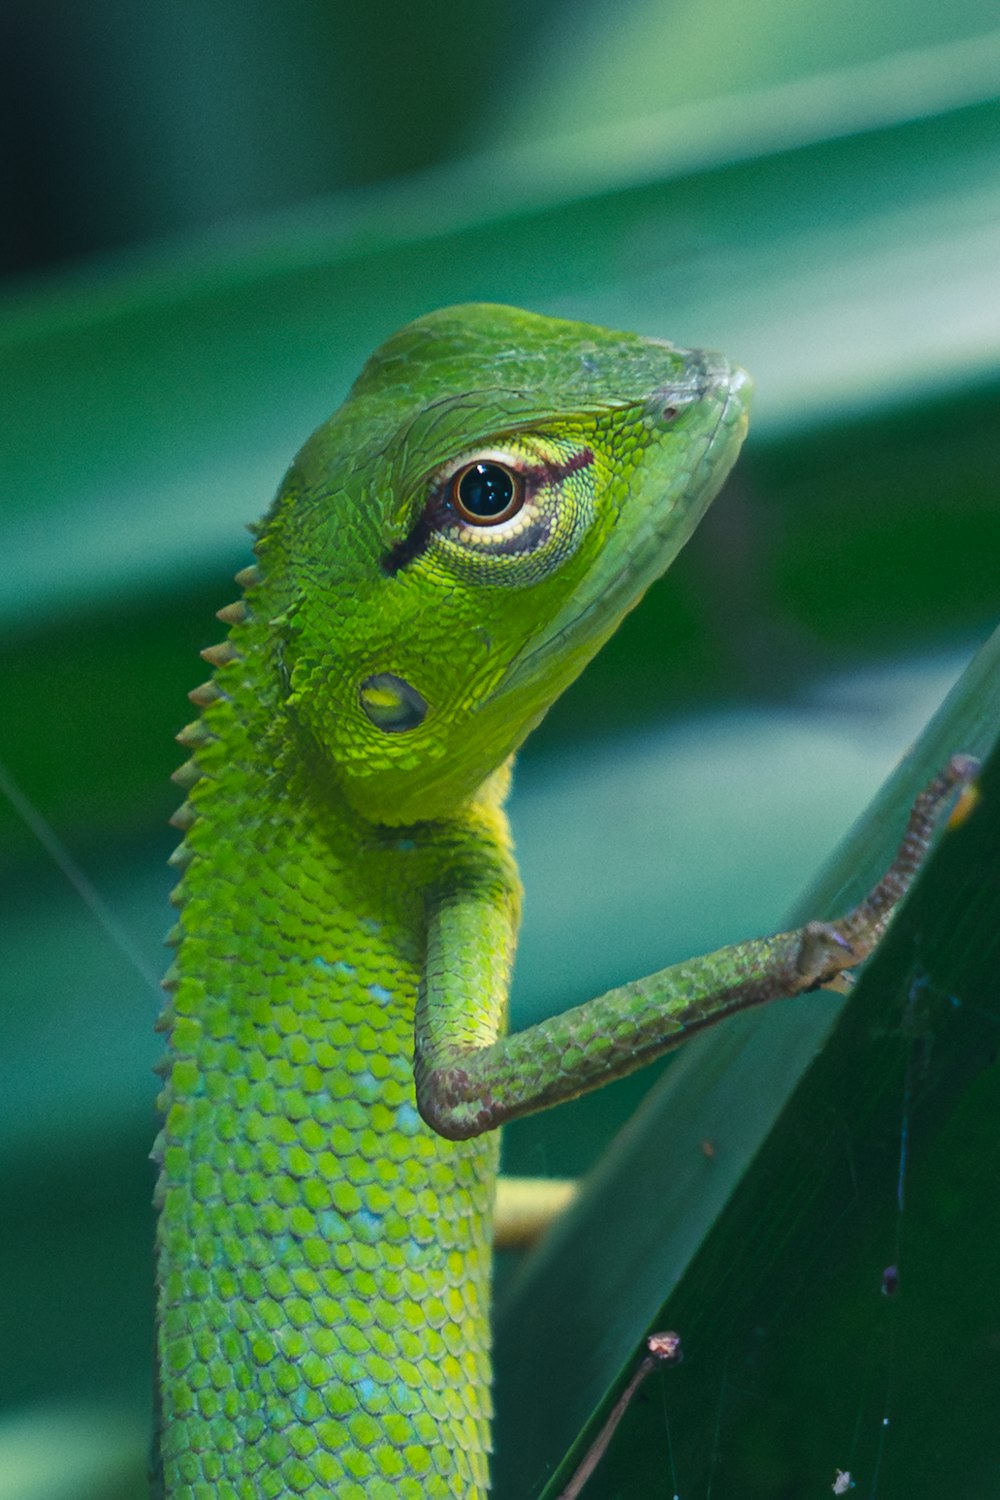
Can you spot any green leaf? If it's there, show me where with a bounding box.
[494,621,1000,1499]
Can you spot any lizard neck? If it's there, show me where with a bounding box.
[154,597,500,1498]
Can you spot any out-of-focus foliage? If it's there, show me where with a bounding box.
[1,2,998,1497]
[0,0,559,272]
[483,0,1000,146]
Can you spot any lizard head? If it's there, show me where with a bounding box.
[257,304,750,825]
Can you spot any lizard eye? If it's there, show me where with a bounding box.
[451,461,524,525]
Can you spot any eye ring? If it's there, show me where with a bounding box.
[451,460,524,526]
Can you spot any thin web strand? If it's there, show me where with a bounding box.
[0,759,162,996]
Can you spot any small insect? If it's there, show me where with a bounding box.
[881,1264,900,1298]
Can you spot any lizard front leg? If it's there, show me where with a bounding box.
[415,755,977,1142]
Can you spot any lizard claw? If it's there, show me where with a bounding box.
[796,920,863,987]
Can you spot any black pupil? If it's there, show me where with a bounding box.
[457,462,515,518]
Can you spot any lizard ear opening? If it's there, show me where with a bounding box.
[359,673,429,733]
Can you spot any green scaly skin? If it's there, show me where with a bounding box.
[154,303,754,1497]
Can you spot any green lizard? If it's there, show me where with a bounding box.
[154,302,970,1499]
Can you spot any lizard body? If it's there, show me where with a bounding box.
[155,304,954,1497]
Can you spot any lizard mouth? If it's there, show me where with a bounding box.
[490,356,751,709]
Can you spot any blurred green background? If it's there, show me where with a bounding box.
[2,2,999,1497]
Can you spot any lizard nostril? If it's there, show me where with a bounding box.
[661,405,679,423]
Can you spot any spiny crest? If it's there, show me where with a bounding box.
[170,758,202,791]
[168,802,196,832]
[188,680,223,708]
[216,600,248,625]
[200,640,240,668]
[158,562,264,1129]
[175,720,216,751]
[167,563,261,820]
